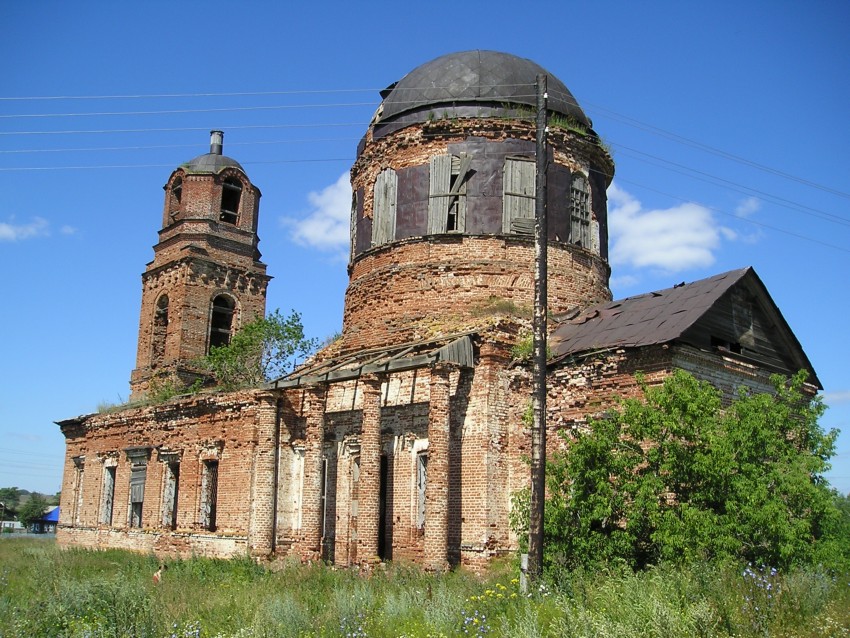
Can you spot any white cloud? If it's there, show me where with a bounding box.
[823,390,850,406]
[607,183,730,272]
[0,217,49,242]
[282,172,351,253]
[735,196,761,217]
[60,225,77,235]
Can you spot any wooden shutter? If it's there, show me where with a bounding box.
[570,174,591,247]
[428,155,452,234]
[130,465,146,503]
[503,157,536,233]
[371,169,397,246]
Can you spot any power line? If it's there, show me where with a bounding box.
[0,102,377,120]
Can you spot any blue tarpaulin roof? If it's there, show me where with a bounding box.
[42,506,59,523]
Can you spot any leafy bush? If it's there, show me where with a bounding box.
[517,370,844,571]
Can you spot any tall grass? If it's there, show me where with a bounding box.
[0,537,847,637]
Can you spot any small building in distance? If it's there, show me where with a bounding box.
[56,51,819,569]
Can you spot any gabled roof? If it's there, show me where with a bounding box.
[549,267,820,388]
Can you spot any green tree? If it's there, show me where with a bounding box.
[18,494,49,529]
[0,487,21,516]
[201,309,317,391]
[536,369,839,571]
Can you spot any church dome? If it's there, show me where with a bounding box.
[378,50,591,127]
[179,130,244,174]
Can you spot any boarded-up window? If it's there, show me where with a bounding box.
[570,174,591,248]
[129,464,146,528]
[502,157,536,234]
[201,460,219,531]
[416,453,427,530]
[428,153,471,234]
[100,465,116,526]
[220,177,241,224]
[208,295,235,352]
[371,168,397,246]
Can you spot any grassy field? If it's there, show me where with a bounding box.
[0,537,847,637]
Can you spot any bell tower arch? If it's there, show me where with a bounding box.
[129,131,270,400]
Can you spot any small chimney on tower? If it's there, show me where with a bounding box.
[210,130,224,155]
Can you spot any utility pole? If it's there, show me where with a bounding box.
[528,74,549,580]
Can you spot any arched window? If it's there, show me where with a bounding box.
[220,177,242,224]
[208,295,235,352]
[151,294,169,367]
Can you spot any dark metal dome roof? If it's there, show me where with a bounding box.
[180,153,244,175]
[379,50,590,127]
[179,131,245,174]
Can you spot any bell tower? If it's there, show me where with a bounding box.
[129,131,270,400]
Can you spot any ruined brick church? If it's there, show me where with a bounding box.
[57,51,819,569]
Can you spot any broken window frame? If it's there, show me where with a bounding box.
[151,294,169,368]
[129,465,146,528]
[99,464,116,526]
[502,156,536,235]
[570,173,591,248]
[371,168,397,246]
[72,456,85,526]
[200,459,219,532]
[208,295,236,352]
[428,153,471,234]
[161,460,180,530]
[416,452,427,530]
[220,177,242,224]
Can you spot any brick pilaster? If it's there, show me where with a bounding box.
[248,392,278,557]
[425,363,452,570]
[300,385,327,559]
[358,375,383,563]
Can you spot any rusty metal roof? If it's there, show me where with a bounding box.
[549,267,819,387]
[266,332,476,389]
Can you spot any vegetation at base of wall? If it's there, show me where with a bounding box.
[512,369,849,573]
[0,538,848,638]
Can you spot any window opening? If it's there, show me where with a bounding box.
[220,177,242,224]
[72,456,85,526]
[349,191,358,262]
[416,453,427,530]
[378,455,388,559]
[502,156,536,234]
[100,465,116,525]
[711,336,743,354]
[429,154,471,234]
[371,168,397,246]
[151,294,169,367]
[129,464,147,528]
[320,457,328,540]
[201,460,219,531]
[162,461,179,530]
[208,295,235,352]
[570,174,591,247]
[172,177,183,204]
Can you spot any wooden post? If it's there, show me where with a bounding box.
[528,73,549,579]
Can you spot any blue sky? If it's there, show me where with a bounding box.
[1,1,848,496]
